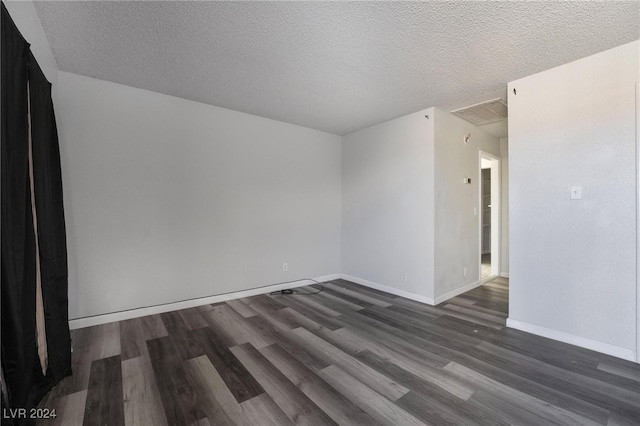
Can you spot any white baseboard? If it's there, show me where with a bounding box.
[340,274,435,305]
[69,274,341,330]
[500,272,509,278]
[506,318,637,362]
[434,280,482,305]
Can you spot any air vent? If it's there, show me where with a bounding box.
[451,98,507,126]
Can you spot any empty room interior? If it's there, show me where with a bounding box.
[2,1,640,425]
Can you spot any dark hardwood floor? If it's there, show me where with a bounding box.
[38,277,640,425]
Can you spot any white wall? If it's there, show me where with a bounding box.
[500,137,509,276]
[4,0,58,83]
[508,40,639,360]
[433,109,500,299]
[55,72,342,319]
[342,109,435,300]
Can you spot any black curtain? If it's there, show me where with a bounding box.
[1,4,71,424]
[28,52,71,386]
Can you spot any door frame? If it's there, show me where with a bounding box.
[636,82,640,364]
[479,150,501,282]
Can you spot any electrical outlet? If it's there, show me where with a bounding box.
[283,263,288,272]
[570,186,582,200]
[464,267,467,277]
[403,273,408,283]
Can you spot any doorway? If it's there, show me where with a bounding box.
[479,151,500,281]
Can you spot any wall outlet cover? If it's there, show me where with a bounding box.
[570,186,582,200]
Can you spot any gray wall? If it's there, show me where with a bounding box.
[508,40,638,357]
[342,108,436,299]
[433,109,500,299]
[55,72,342,319]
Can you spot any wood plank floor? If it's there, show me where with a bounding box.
[38,277,640,425]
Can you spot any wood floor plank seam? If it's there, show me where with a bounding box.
[122,355,168,426]
[446,362,600,426]
[230,342,338,426]
[258,343,382,426]
[290,327,410,401]
[318,364,427,426]
[476,341,640,406]
[83,355,125,426]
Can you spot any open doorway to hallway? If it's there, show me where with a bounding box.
[480,166,492,279]
[480,152,500,281]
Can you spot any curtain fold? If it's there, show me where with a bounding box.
[28,75,49,377]
[27,52,71,385]
[1,4,71,424]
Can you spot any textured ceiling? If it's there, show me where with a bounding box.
[33,1,639,135]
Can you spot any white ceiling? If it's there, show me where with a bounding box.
[33,1,639,136]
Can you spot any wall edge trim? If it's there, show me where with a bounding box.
[69,274,341,329]
[506,318,637,362]
[340,274,435,305]
[434,280,482,305]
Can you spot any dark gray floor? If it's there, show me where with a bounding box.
[39,277,640,425]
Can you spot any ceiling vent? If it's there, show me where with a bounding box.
[451,98,507,126]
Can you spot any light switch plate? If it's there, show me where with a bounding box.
[570,186,582,200]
